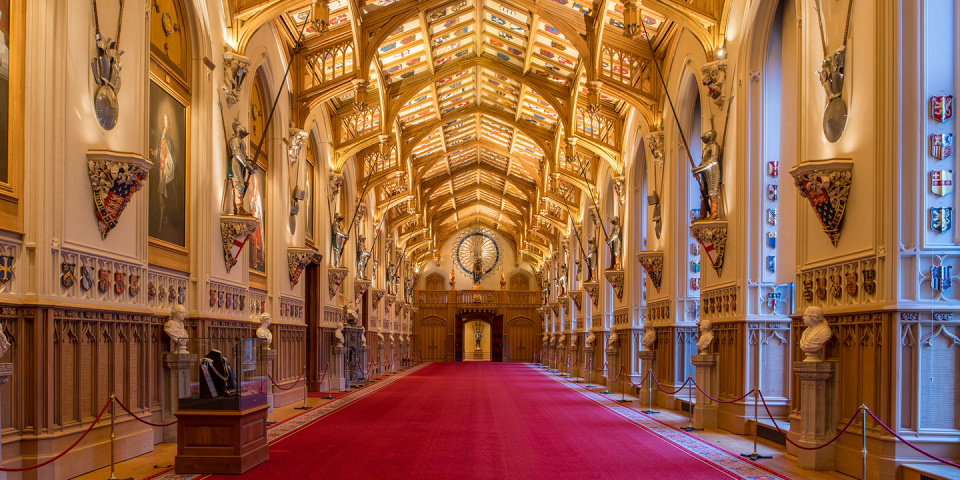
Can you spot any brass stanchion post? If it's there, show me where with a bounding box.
[295,366,311,410]
[740,388,770,460]
[861,405,867,480]
[641,369,659,414]
[682,377,702,432]
[617,367,630,403]
[108,395,133,480]
[325,362,333,399]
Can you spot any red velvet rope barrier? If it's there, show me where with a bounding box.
[651,373,693,395]
[305,362,330,388]
[114,396,178,427]
[268,366,307,391]
[865,409,960,468]
[0,396,113,472]
[607,365,625,383]
[626,370,651,389]
[690,377,755,404]
[756,391,862,451]
[593,362,607,373]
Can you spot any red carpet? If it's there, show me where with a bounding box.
[204,363,789,480]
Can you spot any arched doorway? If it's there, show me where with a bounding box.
[420,316,447,362]
[455,311,503,362]
[463,319,492,361]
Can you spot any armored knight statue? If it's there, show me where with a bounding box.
[606,217,623,270]
[799,306,833,361]
[472,254,484,285]
[386,262,396,295]
[256,313,273,350]
[696,319,714,354]
[331,213,349,268]
[356,235,371,280]
[372,260,379,281]
[585,238,598,282]
[228,120,255,215]
[558,263,567,297]
[691,127,722,220]
[164,304,189,354]
[405,279,414,300]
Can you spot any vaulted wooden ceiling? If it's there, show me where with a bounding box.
[221,0,728,268]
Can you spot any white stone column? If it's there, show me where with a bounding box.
[583,345,596,384]
[691,353,719,428]
[265,349,277,412]
[162,353,195,442]
[793,360,837,471]
[605,346,620,393]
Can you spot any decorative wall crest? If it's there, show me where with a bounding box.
[636,251,664,293]
[221,49,251,106]
[327,267,348,299]
[604,270,625,302]
[701,59,728,108]
[219,214,259,272]
[689,220,728,276]
[355,280,370,303]
[570,291,583,311]
[372,289,385,309]
[287,248,320,287]
[583,282,600,307]
[789,159,853,246]
[87,151,152,239]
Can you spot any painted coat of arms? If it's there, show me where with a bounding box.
[60,262,76,289]
[845,272,858,297]
[80,266,94,291]
[931,95,954,122]
[98,269,110,293]
[793,168,852,246]
[930,133,953,160]
[0,255,13,284]
[931,265,953,292]
[128,275,140,297]
[862,269,876,295]
[113,272,125,296]
[88,157,150,239]
[931,207,952,234]
[930,170,954,196]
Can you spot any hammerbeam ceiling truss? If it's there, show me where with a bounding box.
[223,0,727,267]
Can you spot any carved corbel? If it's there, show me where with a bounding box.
[636,251,664,293]
[585,81,603,114]
[621,0,644,39]
[87,151,153,239]
[371,289,385,309]
[689,220,729,277]
[354,279,370,303]
[789,159,853,247]
[583,282,600,307]
[220,214,259,272]
[353,79,369,113]
[570,291,583,311]
[287,248,320,287]
[327,267,348,299]
[221,48,251,106]
[329,173,344,200]
[701,60,728,109]
[604,270,625,302]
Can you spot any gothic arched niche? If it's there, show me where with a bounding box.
[149,0,190,87]
[510,273,529,291]
[425,273,445,291]
[247,70,269,285]
[147,0,191,272]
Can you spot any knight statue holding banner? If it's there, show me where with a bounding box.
[386,262,396,295]
[472,254,484,285]
[558,262,568,297]
[585,238,598,282]
[227,120,255,215]
[331,213,349,268]
[356,235,371,280]
[691,127,722,220]
[606,216,623,270]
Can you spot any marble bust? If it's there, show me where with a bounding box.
[585,330,596,348]
[641,325,656,349]
[799,306,833,361]
[256,313,273,350]
[334,321,345,347]
[164,304,189,354]
[696,319,714,354]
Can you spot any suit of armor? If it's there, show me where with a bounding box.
[691,128,722,220]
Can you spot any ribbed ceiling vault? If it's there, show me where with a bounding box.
[222,0,729,268]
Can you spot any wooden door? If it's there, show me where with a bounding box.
[420,317,446,361]
[492,314,504,362]
[454,314,463,362]
[507,317,535,362]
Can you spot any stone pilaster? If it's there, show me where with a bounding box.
[605,346,620,393]
[331,345,346,391]
[162,353,195,442]
[638,350,656,404]
[265,349,277,412]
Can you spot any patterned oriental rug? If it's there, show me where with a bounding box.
[147,362,791,480]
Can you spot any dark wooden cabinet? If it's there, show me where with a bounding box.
[174,403,269,474]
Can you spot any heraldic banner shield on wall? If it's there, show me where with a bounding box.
[789,159,853,247]
[87,151,153,240]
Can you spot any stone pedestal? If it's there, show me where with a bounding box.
[691,353,719,428]
[638,350,656,404]
[265,349,277,413]
[584,346,595,383]
[162,353,195,442]
[793,360,837,471]
[605,347,620,393]
[557,345,567,374]
[377,343,384,375]
[331,345,346,391]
